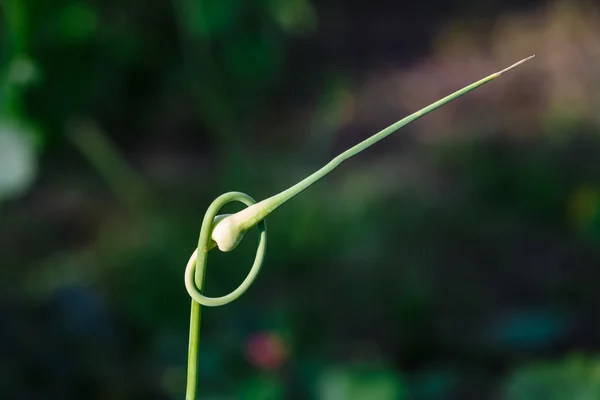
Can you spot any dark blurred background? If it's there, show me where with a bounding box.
[2,0,600,398]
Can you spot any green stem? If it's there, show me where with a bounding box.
[261,56,535,215]
[186,301,201,400]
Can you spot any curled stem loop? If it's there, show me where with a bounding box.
[184,191,267,307]
[184,191,267,399]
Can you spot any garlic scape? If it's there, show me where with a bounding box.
[208,55,535,253]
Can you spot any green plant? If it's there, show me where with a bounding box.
[183,56,535,399]
[502,355,600,399]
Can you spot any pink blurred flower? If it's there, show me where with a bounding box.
[245,332,289,371]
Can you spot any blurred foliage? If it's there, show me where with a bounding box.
[2,0,600,399]
[0,120,37,201]
[502,355,600,399]
[317,364,405,400]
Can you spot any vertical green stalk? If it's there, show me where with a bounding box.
[186,301,201,400]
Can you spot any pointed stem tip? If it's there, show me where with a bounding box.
[497,55,535,75]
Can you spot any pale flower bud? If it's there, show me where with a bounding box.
[210,213,246,252]
[210,200,273,252]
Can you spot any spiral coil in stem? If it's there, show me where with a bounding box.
[184,192,267,399]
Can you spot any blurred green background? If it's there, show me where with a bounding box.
[2,0,600,398]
